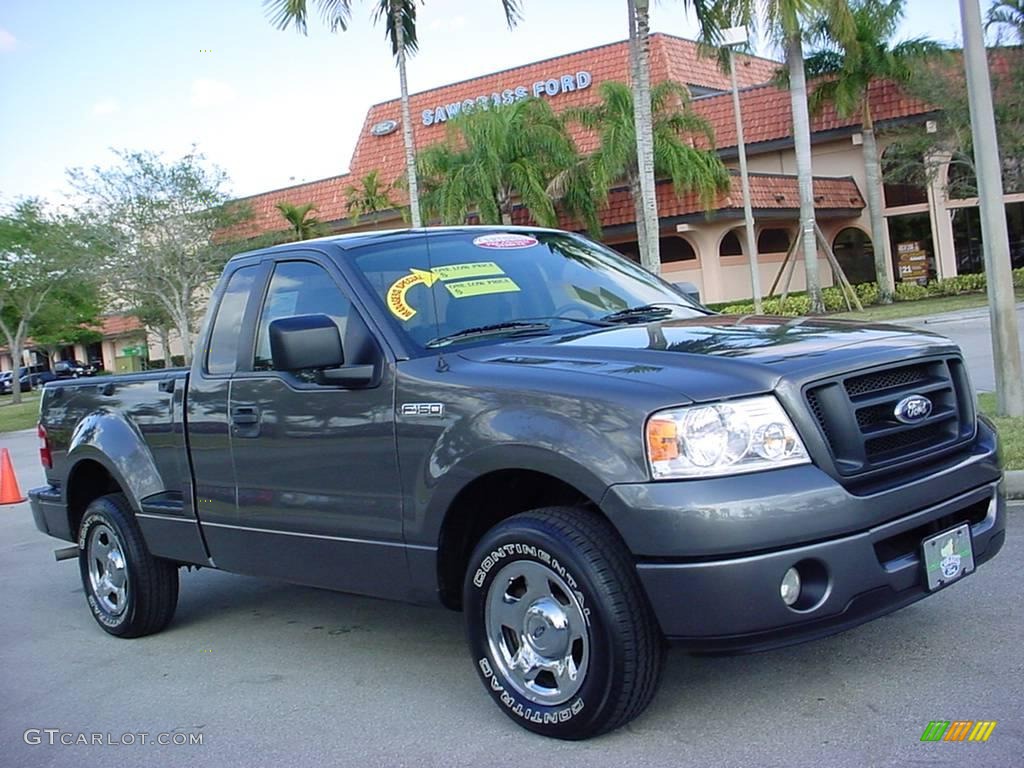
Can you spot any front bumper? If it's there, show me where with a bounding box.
[601,422,1005,651]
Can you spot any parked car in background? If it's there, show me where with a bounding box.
[28,370,58,388]
[0,368,32,394]
[53,360,93,379]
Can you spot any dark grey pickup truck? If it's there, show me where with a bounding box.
[30,226,1005,739]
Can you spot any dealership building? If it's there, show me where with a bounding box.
[4,34,1022,373]
[229,33,1023,307]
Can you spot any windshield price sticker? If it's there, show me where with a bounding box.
[386,263,509,320]
[472,234,539,250]
[446,277,521,299]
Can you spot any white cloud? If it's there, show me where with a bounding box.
[0,27,17,52]
[190,78,237,108]
[92,99,120,116]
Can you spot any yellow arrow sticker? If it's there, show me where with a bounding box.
[431,262,504,280]
[445,277,521,299]
[387,268,439,320]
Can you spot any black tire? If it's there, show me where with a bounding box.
[77,493,179,638]
[463,507,662,739]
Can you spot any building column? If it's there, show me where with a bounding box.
[690,225,727,304]
[927,151,958,279]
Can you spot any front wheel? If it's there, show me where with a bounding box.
[463,507,663,739]
[78,493,179,638]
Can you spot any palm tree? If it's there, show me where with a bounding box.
[345,170,395,224]
[562,80,729,250]
[276,201,327,240]
[988,0,1024,42]
[719,0,853,314]
[264,1,524,230]
[805,0,943,304]
[418,98,594,228]
[625,0,725,275]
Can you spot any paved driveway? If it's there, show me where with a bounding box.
[900,303,1024,393]
[0,428,1020,767]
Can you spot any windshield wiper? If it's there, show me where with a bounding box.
[425,321,552,349]
[599,303,684,324]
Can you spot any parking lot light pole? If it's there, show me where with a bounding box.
[959,0,1024,417]
[723,27,763,314]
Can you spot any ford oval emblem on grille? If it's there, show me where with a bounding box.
[894,394,932,424]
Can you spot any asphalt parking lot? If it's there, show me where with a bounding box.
[0,426,1020,767]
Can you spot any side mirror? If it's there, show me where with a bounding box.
[268,314,376,389]
[269,314,344,372]
[673,281,701,305]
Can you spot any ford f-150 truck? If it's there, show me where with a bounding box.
[29,226,1005,739]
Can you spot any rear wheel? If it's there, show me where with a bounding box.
[78,493,179,638]
[463,507,662,739]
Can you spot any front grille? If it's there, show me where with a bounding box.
[804,356,975,479]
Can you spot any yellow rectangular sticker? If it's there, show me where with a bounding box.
[431,262,504,281]
[446,277,520,299]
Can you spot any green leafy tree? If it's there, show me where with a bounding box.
[276,201,327,240]
[68,148,254,365]
[418,98,596,229]
[345,170,395,224]
[29,283,104,367]
[562,80,729,245]
[132,296,176,366]
[988,0,1024,42]
[264,1,524,229]
[805,0,944,304]
[0,199,101,403]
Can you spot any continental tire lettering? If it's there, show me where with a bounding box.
[473,546,591,626]
[477,657,584,724]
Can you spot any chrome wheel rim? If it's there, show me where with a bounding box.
[86,523,129,616]
[484,559,589,706]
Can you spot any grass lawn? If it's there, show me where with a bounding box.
[832,289,1024,324]
[978,393,1024,471]
[0,391,41,434]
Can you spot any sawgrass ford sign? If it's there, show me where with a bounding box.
[421,71,592,126]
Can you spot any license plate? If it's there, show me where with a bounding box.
[922,523,975,591]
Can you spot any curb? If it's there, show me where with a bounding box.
[1006,471,1024,501]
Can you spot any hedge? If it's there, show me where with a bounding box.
[709,268,1024,317]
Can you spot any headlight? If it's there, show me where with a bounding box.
[646,395,810,479]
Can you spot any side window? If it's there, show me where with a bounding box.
[254,261,351,372]
[206,266,258,375]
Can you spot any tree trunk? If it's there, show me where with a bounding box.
[629,173,648,263]
[394,2,422,229]
[628,0,661,275]
[786,34,824,314]
[2,323,26,405]
[860,107,894,304]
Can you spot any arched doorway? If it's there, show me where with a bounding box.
[833,228,876,285]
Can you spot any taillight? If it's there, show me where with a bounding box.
[38,423,52,469]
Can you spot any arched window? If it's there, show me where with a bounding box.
[660,236,697,264]
[719,230,744,257]
[612,241,640,263]
[757,228,792,254]
[883,144,929,208]
[832,228,876,285]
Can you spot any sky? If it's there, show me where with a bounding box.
[0,0,993,205]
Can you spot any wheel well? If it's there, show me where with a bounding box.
[436,469,595,610]
[67,460,122,539]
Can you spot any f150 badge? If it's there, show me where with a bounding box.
[401,403,445,417]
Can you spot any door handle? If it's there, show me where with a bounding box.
[230,406,260,426]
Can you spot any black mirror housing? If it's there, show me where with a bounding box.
[269,315,344,372]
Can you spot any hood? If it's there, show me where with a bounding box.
[458,315,958,402]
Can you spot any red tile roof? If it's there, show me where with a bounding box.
[96,315,144,337]
[521,173,864,231]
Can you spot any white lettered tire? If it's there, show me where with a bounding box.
[78,493,179,638]
[463,507,662,739]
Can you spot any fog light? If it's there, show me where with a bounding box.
[780,567,801,606]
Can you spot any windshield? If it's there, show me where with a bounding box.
[349,230,707,350]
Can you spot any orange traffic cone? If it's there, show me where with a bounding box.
[0,448,25,504]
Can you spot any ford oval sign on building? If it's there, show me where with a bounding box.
[370,119,398,137]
